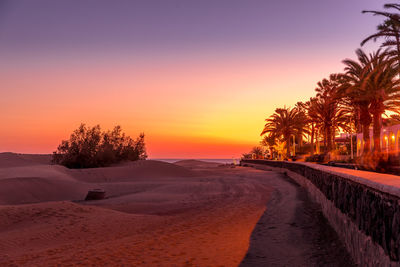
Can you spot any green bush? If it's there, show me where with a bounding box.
[52,124,147,168]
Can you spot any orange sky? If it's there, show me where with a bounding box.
[0,50,369,158]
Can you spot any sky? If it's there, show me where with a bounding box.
[0,0,387,158]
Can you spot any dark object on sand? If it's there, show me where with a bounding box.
[85,189,106,200]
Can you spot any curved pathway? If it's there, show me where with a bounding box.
[240,170,355,267]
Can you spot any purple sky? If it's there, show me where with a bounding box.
[0,0,384,56]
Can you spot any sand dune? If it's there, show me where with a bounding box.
[0,154,272,266]
[0,152,51,168]
[72,160,196,183]
[0,165,75,181]
[0,177,89,205]
[0,154,86,204]
[0,155,197,205]
[174,159,222,168]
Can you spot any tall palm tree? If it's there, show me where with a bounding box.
[303,97,321,155]
[364,53,400,152]
[261,107,307,158]
[361,3,400,71]
[342,48,400,153]
[313,74,350,153]
[294,101,309,150]
[342,49,374,153]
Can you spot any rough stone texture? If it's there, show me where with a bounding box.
[242,160,400,266]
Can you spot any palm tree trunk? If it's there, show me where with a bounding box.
[372,112,382,153]
[299,133,303,149]
[360,105,371,154]
[286,136,291,158]
[310,124,315,155]
[362,123,371,153]
[326,126,332,152]
[356,107,362,133]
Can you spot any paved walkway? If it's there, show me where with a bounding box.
[240,171,355,267]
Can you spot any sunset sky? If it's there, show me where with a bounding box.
[0,0,385,158]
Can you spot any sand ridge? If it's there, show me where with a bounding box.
[0,152,52,168]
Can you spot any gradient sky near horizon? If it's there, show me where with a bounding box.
[0,0,386,158]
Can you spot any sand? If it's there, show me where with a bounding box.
[0,154,272,266]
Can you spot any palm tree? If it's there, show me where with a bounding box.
[342,48,400,153]
[361,4,400,71]
[313,74,350,153]
[294,101,309,150]
[250,146,264,159]
[342,49,374,153]
[364,53,400,152]
[261,107,307,158]
[260,134,276,157]
[303,97,320,155]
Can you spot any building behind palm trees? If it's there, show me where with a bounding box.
[356,124,400,156]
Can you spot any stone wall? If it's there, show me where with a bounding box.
[241,159,400,266]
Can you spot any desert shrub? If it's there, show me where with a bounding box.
[52,124,147,168]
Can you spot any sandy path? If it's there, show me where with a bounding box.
[240,169,354,267]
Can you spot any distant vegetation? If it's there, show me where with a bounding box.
[242,146,264,160]
[52,124,147,168]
